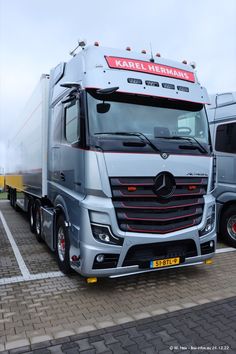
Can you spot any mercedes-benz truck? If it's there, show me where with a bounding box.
[6,43,216,279]
[207,92,236,248]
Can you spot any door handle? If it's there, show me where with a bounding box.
[60,172,65,181]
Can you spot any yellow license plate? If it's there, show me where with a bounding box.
[150,257,180,268]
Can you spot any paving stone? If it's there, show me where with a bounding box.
[8,345,31,354]
[5,338,30,350]
[31,337,53,346]
[53,330,75,339]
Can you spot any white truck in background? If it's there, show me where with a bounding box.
[207,92,236,247]
[6,42,216,280]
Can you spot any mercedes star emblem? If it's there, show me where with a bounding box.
[153,172,176,198]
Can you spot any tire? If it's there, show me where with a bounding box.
[56,214,71,274]
[29,200,36,233]
[220,205,236,248]
[12,189,20,211]
[34,201,43,243]
[9,188,14,207]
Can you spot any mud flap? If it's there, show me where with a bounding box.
[41,206,56,251]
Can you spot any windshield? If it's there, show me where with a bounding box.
[87,90,210,149]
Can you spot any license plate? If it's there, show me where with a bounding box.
[150,257,180,269]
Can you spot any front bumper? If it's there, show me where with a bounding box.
[70,194,216,277]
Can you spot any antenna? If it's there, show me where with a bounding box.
[149,43,154,63]
[69,39,87,57]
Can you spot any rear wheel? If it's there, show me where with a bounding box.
[220,205,236,248]
[12,189,20,211]
[56,214,71,274]
[29,200,36,233]
[9,188,14,207]
[35,201,43,243]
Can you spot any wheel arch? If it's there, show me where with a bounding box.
[219,200,236,223]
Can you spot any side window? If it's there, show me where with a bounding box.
[64,100,80,143]
[215,122,236,153]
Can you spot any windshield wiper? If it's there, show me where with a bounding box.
[160,136,208,154]
[94,132,162,154]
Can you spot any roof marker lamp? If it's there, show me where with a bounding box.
[190,61,196,69]
[91,223,124,246]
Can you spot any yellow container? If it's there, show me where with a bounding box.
[5,175,23,191]
[0,175,5,191]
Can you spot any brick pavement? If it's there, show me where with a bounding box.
[0,217,21,278]
[0,252,236,351]
[0,202,59,274]
[1,201,236,352]
[1,296,236,354]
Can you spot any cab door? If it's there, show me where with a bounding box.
[59,97,85,195]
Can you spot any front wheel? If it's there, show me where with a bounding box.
[56,214,71,274]
[220,205,236,248]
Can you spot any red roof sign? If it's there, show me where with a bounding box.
[105,56,195,83]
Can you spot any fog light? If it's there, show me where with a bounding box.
[210,241,214,248]
[96,254,104,263]
[99,233,110,243]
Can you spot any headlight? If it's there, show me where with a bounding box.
[91,223,124,246]
[199,205,215,236]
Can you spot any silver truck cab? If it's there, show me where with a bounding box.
[207,92,236,247]
[6,44,216,278]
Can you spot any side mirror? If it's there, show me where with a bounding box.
[60,82,80,89]
[61,88,78,104]
[61,95,75,104]
[97,103,111,114]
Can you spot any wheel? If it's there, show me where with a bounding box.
[56,214,71,274]
[12,190,16,209]
[12,189,20,211]
[29,200,36,233]
[9,188,14,207]
[220,205,236,248]
[34,201,43,243]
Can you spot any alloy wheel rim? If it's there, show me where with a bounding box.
[227,216,236,240]
[35,210,41,235]
[30,206,34,227]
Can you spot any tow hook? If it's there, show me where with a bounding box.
[204,259,213,265]
[86,277,98,284]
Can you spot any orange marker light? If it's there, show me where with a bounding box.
[128,186,137,192]
[188,185,197,191]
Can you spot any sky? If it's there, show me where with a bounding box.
[0,0,236,170]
